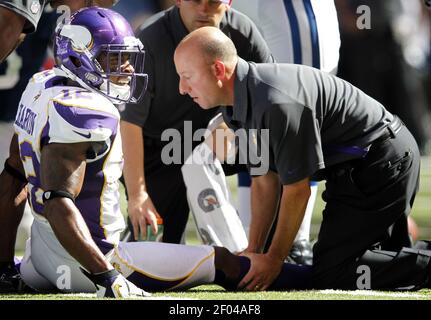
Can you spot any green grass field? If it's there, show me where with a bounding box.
[2,157,431,300]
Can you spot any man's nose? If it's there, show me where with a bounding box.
[179,78,192,96]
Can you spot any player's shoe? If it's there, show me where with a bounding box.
[0,262,21,293]
[286,239,313,266]
[0,261,36,293]
[0,260,38,294]
[81,268,151,299]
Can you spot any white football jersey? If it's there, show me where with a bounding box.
[14,69,125,254]
[233,0,340,73]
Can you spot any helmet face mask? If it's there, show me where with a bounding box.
[93,43,148,104]
[54,7,148,104]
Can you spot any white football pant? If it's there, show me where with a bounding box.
[20,219,215,293]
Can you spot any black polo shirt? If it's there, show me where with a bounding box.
[120,6,274,142]
[223,58,393,184]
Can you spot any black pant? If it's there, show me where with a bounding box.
[312,124,431,290]
[125,139,247,244]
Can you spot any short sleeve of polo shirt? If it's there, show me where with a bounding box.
[265,103,325,185]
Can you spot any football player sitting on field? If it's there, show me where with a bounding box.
[0,7,311,297]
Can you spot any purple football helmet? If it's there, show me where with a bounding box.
[54,7,147,104]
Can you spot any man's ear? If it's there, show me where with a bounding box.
[213,60,226,80]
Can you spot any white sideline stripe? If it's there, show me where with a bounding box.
[319,290,426,298]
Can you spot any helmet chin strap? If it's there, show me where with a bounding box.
[56,65,94,92]
[54,65,77,81]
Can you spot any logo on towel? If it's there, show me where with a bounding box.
[198,188,220,213]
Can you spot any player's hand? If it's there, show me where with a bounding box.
[127,192,159,240]
[238,252,283,291]
[81,268,151,298]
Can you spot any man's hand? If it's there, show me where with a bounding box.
[238,252,283,291]
[81,268,151,298]
[128,192,160,241]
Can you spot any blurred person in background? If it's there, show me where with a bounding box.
[113,0,160,31]
[335,0,431,155]
[419,1,431,119]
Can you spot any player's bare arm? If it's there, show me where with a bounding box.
[0,135,28,262]
[40,142,112,274]
[240,177,310,291]
[0,6,25,62]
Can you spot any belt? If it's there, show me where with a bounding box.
[371,115,404,147]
